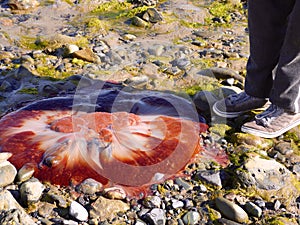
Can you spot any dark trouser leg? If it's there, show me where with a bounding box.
[244,0,295,98]
[270,0,300,113]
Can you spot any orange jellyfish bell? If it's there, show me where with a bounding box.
[0,87,214,194]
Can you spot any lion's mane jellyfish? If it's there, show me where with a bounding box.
[0,87,228,197]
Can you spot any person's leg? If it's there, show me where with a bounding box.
[212,0,295,118]
[245,0,295,98]
[270,0,300,113]
[241,0,300,138]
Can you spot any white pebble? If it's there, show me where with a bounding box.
[69,201,88,222]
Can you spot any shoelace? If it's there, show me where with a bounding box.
[228,92,250,105]
[255,104,284,127]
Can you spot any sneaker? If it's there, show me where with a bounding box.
[241,104,300,138]
[212,92,268,118]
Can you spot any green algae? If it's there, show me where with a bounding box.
[266,218,287,225]
[86,17,104,28]
[205,0,243,27]
[209,1,233,21]
[0,31,13,44]
[206,206,221,222]
[184,82,220,96]
[209,123,233,138]
[283,129,300,152]
[90,0,149,21]
[228,148,250,167]
[19,36,50,50]
[95,1,149,17]
[190,58,216,69]
[284,131,300,142]
[71,58,87,67]
[36,65,72,79]
[17,87,38,95]
[117,5,149,19]
[66,1,153,37]
[92,1,132,15]
[18,35,89,51]
[179,20,203,29]
[262,213,299,225]
[83,17,108,34]
[123,65,140,76]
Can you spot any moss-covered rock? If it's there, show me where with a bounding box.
[209,123,233,138]
[232,132,274,150]
[235,154,300,209]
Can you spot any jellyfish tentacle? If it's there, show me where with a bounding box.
[39,138,73,168]
[85,137,112,170]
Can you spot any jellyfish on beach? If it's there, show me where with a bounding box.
[0,88,228,197]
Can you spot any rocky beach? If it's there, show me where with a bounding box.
[0,0,300,224]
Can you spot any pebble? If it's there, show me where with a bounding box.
[182,211,200,225]
[198,184,208,193]
[65,44,80,55]
[69,200,89,222]
[19,178,45,204]
[215,197,249,223]
[16,163,35,182]
[275,141,294,156]
[202,67,244,83]
[148,44,164,56]
[292,164,300,177]
[0,190,36,224]
[72,48,100,63]
[0,160,17,187]
[143,208,166,225]
[124,75,149,87]
[193,90,219,118]
[174,178,193,190]
[194,170,222,188]
[77,178,103,195]
[171,199,184,209]
[142,8,163,23]
[63,219,79,225]
[274,199,281,211]
[89,196,130,221]
[244,202,262,218]
[217,218,244,225]
[122,34,137,41]
[170,57,190,70]
[102,186,127,200]
[254,199,266,209]
[38,202,56,218]
[143,195,162,208]
[46,190,68,208]
[131,16,149,27]
[239,155,292,190]
[182,199,194,209]
[0,152,12,163]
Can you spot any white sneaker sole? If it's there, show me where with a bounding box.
[212,101,271,119]
[241,118,300,138]
[212,102,245,118]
